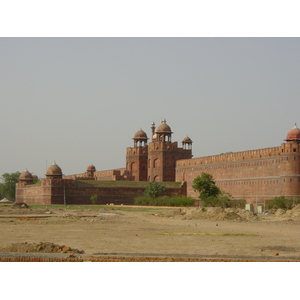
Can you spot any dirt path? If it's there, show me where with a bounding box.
[0,205,300,261]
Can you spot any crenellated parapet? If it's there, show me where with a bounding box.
[176,125,300,203]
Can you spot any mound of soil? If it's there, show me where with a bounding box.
[275,209,286,216]
[277,204,300,219]
[0,242,84,254]
[181,207,258,221]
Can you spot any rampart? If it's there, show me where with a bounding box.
[16,180,187,205]
[15,122,300,206]
[176,143,300,203]
[63,168,128,181]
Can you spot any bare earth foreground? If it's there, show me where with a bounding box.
[0,204,300,262]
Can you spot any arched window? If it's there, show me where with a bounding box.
[131,162,136,171]
[154,158,160,168]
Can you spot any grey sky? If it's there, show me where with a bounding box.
[1,38,299,178]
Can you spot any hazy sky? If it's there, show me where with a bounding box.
[1,38,299,178]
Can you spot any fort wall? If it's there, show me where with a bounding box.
[15,121,300,206]
[176,143,300,203]
[63,168,128,181]
[16,180,186,205]
[94,169,127,181]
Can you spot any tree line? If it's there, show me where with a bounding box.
[0,172,21,200]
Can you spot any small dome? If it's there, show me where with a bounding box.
[156,119,172,133]
[182,136,193,143]
[46,162,62,176]
[19,169,33,181]
[87,164,96,172]
[133,129,148,140]
[285,124,300,141]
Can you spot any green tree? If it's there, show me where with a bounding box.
[0,172,21,200]
[33,176,39,184]
[192,173,221,202]
[144,181,166,198]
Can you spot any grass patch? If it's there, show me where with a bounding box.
[134,195,195,207]
[25,181,42,187]
[156,232,260,237]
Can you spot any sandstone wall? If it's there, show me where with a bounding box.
[16,180,186,205]
[176,143,300,203]
[94,168,126,181]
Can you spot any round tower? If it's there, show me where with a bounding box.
[126,128,149,181]
[86,164,96,178]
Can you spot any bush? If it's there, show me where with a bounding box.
[268,196,287,209]
[144,182,166,198]
[134,196,195,207]
[266,196,300,210]
[90,194,98,205]
[201,194,246,208]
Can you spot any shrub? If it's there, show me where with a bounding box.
[144,181,166,198]
[90,194,98,205]
[134,196,195,207]
[266,197,300,210]
[201,193,246,208]
[268,196,287,209]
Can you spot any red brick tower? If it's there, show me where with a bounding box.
[125,129,148,181]
[281,124,300,197]
[148,119,193,182]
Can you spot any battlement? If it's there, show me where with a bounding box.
[280,141,300,154]
[177,146,285,168]
[126,146,148,155]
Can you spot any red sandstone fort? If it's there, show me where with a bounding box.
[16,119,300,206]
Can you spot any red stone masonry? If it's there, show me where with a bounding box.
[15,121,300,206]
[176,141,300,203]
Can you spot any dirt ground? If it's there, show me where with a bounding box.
[0,203,300,261]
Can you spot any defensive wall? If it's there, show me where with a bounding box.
[16,180,187,205]
[176,141,300,203]
[15,121,300,206]
[63,168,127,181]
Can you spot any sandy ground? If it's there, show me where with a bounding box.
[0,204,300,261]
